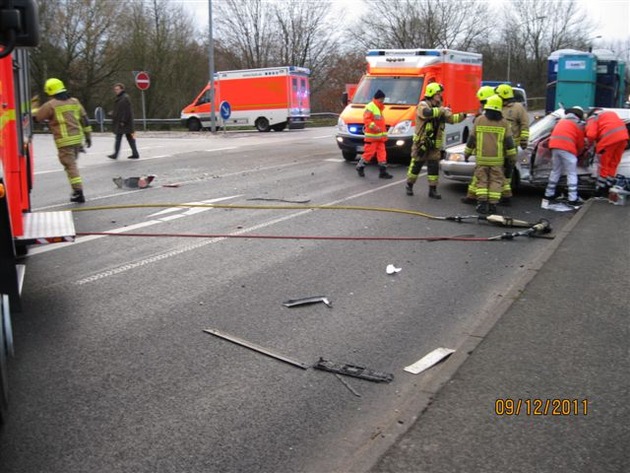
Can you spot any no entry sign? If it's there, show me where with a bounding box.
[135,71,150,91]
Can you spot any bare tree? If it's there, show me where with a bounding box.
[349,0,490,50]
[214,0,277,69]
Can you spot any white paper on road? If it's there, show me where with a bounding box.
[386,264,401,274]
[404,347,455,375]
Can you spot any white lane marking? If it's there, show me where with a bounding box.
[27,195,242,256]
[72,180,407,284]
[325,158,345,162]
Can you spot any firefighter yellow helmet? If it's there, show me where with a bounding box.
[495,83,514,100]
[44,78,66,96]
[484,94,503,112]
[425,82,444,98]
[476,86,495,103]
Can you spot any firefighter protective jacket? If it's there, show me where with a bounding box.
[464,115,517,166]
[363,100,387,142]
[413,101,465,156]
[548,116,585,156]
[585,111,629,153]
[36,97,92,148]
[502,101,529,148]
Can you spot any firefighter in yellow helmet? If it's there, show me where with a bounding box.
[35,78,92,203]
[463,95,517,215]
[405,82,467,199]
[461,86,497,205]
[495,83,529,205]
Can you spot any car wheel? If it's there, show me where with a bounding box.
[188,118,202,132]
[255,117,271,132]
[342,151,357,162]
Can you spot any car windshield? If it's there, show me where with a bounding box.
[352,77,424,105]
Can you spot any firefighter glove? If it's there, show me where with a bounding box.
[464,154,470,163]
[520,141,528,150]
[86,136,92,148]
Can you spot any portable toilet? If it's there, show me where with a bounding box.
[546,49,581,113]
[593,49,620,108]
[555,52,597,110]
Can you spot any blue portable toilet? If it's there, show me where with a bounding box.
[593,49,620,108]
[555,52,597,110]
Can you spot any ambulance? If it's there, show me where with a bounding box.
[181,66,310,132]
[335,49,483,163]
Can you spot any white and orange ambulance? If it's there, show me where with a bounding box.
[335,49,483,163]
[181,66,310,132]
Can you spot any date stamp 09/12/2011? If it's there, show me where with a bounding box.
[495,398,589,416]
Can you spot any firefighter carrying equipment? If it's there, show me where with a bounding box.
[44,78,66,96]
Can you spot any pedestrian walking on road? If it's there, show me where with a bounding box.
[108,83,140,160]
[464,95,517,215]
[585,108,629,196]
[356,89,392,179]
[405,82,466,199]
[35,78,91,203]
[543,106,586,207]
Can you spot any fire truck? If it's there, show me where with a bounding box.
[0,0,76,423]
[335,49,483,164]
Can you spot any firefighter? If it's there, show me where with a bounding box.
[543,106,586,206]
[464,95,517,215]
[356,89,392,179]
[405,82,466,199]
[461,85,496,204]
[495,83,529,205]
[35,78,92,203]
[585,108,630,196]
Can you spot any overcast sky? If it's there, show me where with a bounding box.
[175,0,629,42]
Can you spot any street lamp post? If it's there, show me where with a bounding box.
[506,16,546,83]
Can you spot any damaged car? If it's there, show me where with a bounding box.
[440,108,630,193]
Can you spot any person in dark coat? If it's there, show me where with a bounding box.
[108,83,140,159]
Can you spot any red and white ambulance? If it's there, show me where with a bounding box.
[335,49,483,163]
[181,66,310,132]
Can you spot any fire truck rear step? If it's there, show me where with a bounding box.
[16,211,76,245]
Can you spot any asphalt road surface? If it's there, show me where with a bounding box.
[0,128,577,472]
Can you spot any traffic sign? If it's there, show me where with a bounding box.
[135,71,150,91]
[219,101,231,120]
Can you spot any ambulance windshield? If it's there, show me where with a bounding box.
[353,77,424,105]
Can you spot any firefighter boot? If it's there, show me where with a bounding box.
[356,158,365,177]
[488,203,498,214]
[379,166,393,179]
[428,186,442,199]
[476,201,489,215]
[70,189,85,203]
[405,182,414,196]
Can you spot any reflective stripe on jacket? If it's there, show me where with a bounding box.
[363,100,386,142]
[548,117,585,156]
[36,97,92,148]
[464,115,516,166]
[585,111,629,152]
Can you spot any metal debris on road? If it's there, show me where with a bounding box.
[283,296,332,308]
[113,175,156,189]
[203,328,309,370]
[314,358,394,383]
[404,347,455,375]
[335,374,361,397]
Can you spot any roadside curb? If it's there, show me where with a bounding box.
[346,199,595,473]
